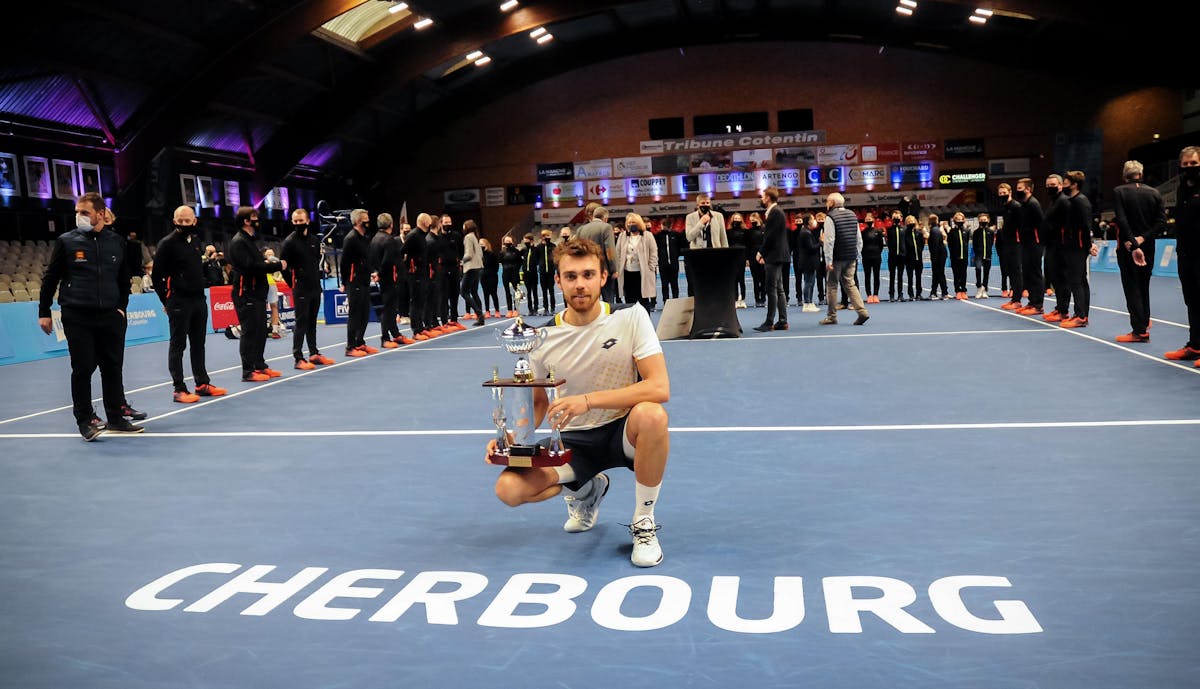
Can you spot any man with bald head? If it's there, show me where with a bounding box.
[152,206,227,403]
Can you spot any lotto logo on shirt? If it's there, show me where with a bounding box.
[73,250,86,262]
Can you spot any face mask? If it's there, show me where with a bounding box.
[955,221,964,227]
[251,219,261,230]
[76,214,93,230]
[999,194,1010,202]
[1047,186,1060,196]
[730,221,743,229]
[698,206,710,214]
[1013,190,1027,201]
[174,223,199,234]
[1181,167,1200,183]
[863,220,873,227]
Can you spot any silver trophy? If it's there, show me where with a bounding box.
[484,317,571,467]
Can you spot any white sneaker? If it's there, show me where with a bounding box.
[629,516,663,567]
[399,316,410,324]
[979,289,989,299]
[736,299,746,308]
[803,303,819,313]
[563,473,609,533]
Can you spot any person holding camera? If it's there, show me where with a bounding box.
[683,193,728,297]
[201,244,226,286]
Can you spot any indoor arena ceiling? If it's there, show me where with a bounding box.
[2,0,1190,199]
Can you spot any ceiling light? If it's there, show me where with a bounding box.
[475,56,492,66]
[895,6,913,15]
[899,0,917,7]
[529,27,546,38]
[465,50,483,61]
[414,17,433,29]
[500,0,518,10]
[388,1,408,14]
[974,8,993,16]
[536,33,553,44]
[968,15,987,24]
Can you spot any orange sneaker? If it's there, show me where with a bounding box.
[1001,301,1022,310]
[242,371,270,382]
[1164,346,1200,361]
[173,390,200,404]
[360,344,379,354]
[1042,311,1063,323]
[1016,306,1043,316]
[1115,332,1149,343]
[194,383,227,396]
[295,359,316,370]
[394,335,416,345]
[345,347,367,357]
[448,322,466,331]
[1060,316,1088,329]
[309,354,335,365]
[258,368,282,378]
[414,332,430,341]
[382,340,399,349]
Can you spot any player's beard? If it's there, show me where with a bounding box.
[567,286,599,314]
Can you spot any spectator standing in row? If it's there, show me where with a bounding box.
[819,192,869,326]
[1111,160,1166,343]
[656,216,684,305]
[1166,146,1200,364]
[341,209,375,357]
[753,186,789,332]
[281,208,335,368]
[616,212,658,312]
[499,235,522,318]
[152,205,226,403]
[228,206,283,382]
[461,219,486,326]
[860,213,884,304]
[480,237,501,318]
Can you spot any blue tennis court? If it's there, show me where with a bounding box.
[1,270,1197,689]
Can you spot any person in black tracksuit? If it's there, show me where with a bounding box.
[152,206,222,400]
[901,217,924,300]
[481,238,501,317]
[1112,161,1167,341]
[656,221,684,302]
[228,206,282,381]
[281,208,331,367]
[996,183,1023,305]
[38,193,137,438]
[726,214,748,305]
[535,231,557,314]
[1168,147,1200,361]
[425,224,450,330]
[441,215,463,324]
[947,213,971,299]
[925,214,948,299]
[972,214,996,296]
[340,211,373,354]
[1015,178,1045,312]
[404,216,431,338]
[1059,171,1094,326]
[1041,176,1071,319]
[795,214,821,308]
[860,214,884,303]
[370,214,403,345]
[519,233,539,315]
[499,237,522,316]
[746,214,766,306]
[885,212,907,301]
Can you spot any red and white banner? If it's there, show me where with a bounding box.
[209,285,238,329]
[860,143,902,164]
[902,141,939,161]
[817,144,860,165]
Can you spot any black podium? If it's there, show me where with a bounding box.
[684,247,743,338]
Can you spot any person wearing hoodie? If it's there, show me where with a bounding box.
[884,211,908,302]
[860,213,884,304]
[925,213,948,300]
[972,213,996,298]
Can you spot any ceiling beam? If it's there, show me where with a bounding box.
[62,0,205,51]
[71,77,119,146]
[112,0,373,195]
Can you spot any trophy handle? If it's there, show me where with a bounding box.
[546,384,565,455]
[492,387,510,454]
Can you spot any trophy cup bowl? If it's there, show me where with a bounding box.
[484,318,572,468]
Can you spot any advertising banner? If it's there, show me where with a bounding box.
[845,165,890,187]
[817,144,860,166]
[860,143,902,164]
[732,149,774,171]
[890,162,936,185]
[543,181,583,203]
[651,155,691,175]
[902,141,939,161]
[484,187,506,207]
[573,159,612,180]
[773,147,817,167]
[712,170,758,194]
[208,285,238,330]
[944,137,986,159]
[613,156,653,177]
[938,168,989,187]
[536,162,574,182]
[585,180,614,201]
[506,185,541,205]
[640,130,826,154]
[624,176,670,199]
[443,188,481,210]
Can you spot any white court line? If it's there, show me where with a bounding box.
[1088,304,1187,329]
[0,318,513,427]
[960,299,1200,375]
[3,417,1199,440]
[666,328,1052,343]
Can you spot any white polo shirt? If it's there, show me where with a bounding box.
[530,303,662,431]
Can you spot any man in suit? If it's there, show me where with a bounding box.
[754,186,790,332]
[683,193,728,297]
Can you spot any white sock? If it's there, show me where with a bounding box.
[634,481,660,520]
[555,464,584,495]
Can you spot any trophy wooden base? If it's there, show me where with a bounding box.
[488,447,573,468]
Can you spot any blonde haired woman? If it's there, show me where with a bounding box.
[616,213,659,311]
